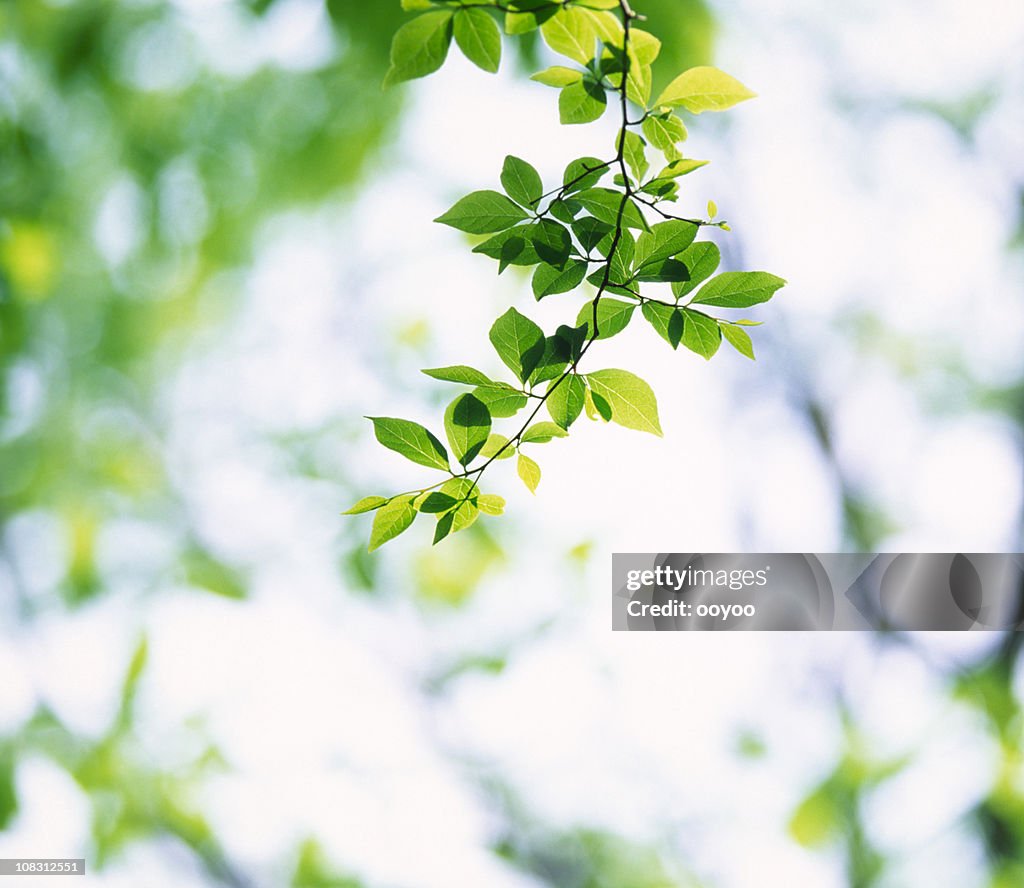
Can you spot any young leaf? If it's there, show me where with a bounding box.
[540,7,597,64]
[531,66,583,88]
[630,29,662,65]
[368,417,450,470]
[707,199,718,219]
[521,421,569,444]
[489,307,545,381]
[532,259,588,299]
[547,374,586,428]
[517,452,542,493]
[634,219,699,269]
[444,393,492,466]
[672,241,721,297]
[501,155,543,208]
[435,190,528,233]
[559,79,607,125]
[369,496,417,551]
[384,11,455,88]
[480,432,515,459]
[654,158,709,180]
[584,369,663,436]
[642,113,688,151]
[343,496,389,515]
[720,322,755,359]
[454,7,502,73]
[477,494,506,516]
[422,365,496,386]
[576,298,635,340]
[681,308,722,359]
[690,271,786,308]
[654,66,757,114]
[642,302,684,349]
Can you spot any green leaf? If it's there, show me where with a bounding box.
[368,416,450,470]
[690,271,786,308]
[473,220,571,270]
[480,432,515,459]
[576,298,635,340]
[402,0,434,9]
[501,155,543,208]
[517,452,542,493]
[571,216,612,252]
[344,496,390,515]
[707,199,718,219]
[642,302,684,349]
[505,5,558,35]
[434,498,479,544]
[681,308,722,359]
[634,219,699,270]
[384,11,455,88]
[630,29,662,65]
[586,387,612,421]
[634,258,689,284]
[473,385,528,417]
[642,113,688,151]
[654,158,709,180]
[454,7,502,73]
[547,374,586,428]
[654,65,757,114]
[563,156,609,193]
[528,334,570,385]
[489,307,545,381]
[444,393,492,466]
[559,79,607,125]
[521,421,569,444]
[531,65,583,87]
[672,241,721,297]
[720,322,756,359]
[415,491,460,513]
[435,190,528,233]
[574,188,647,229]
[620,131,649,183]
[369,496,417,551]
[422,365,496,386]
[540,7,597,64]
[477,494,506,516]
[584,369,663,436]
[532,259,588,299]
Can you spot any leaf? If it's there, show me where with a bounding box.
[620,130,649,183]
[690,271,786,308]
[672,241,721,297]
[505,5,558,35]
[634,219,699,270]
[501,155,543,208]
[532,259,588,299]
[655,158,709,179]
[473,220,571,270]
[444,393,492,466]
[369,496,417,551]
[720,322,755,359]
[586,387,612,421]
[642,302,684,348]
[527,334,569,384]
[547,374,586,428]
[517,452,542,493]
[576,298,635,340]
[559,79,607,125]
[368,416,449,470]
[473,385,528,417]
[422,365,496,386]
[434,498,479,544]
[630,29,662,65]
[480,432,515,459]
[642,112,687,153]
[574,188,647,229]
[531,66,583,88]
[489,307,545,381]
[454,7,502,73]
[634,258,689,284]
[584,369,662,436]
[384,11,455,88]
[655,65,757,114]
[563,156,609,193]
[521,421,569,444]
[435,190,528,234]
[707,199,718,219]
[540,7,597,64]
[344,496,389,515]
[571,216,612,252]
[402,0,435,9]
[681,308,722,359]
[477,494,506,516]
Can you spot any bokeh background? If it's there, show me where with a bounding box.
[2,0,1024,885]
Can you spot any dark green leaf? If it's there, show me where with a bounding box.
[571,216,612,252]
[444,393,492,465]
[384,11,455,88]
[501,155,543,208]
[529,219,573,266]
[433,498,479,544]
[454,7,502,73]
[528,334,570,385]
[681,308,722,359]
[576,298,636,340]
[642,302,684,348]
[672,241,721,297]
[435,190,528,234]
[547,374,586,428]
[634,219,699,269]
[489,307,545,381]
[574,188,647,229]
[690,271,786,308]
[555,322,588,362]
[532,258,588,299]
[634,258,690,283]
[368,416,450,470]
